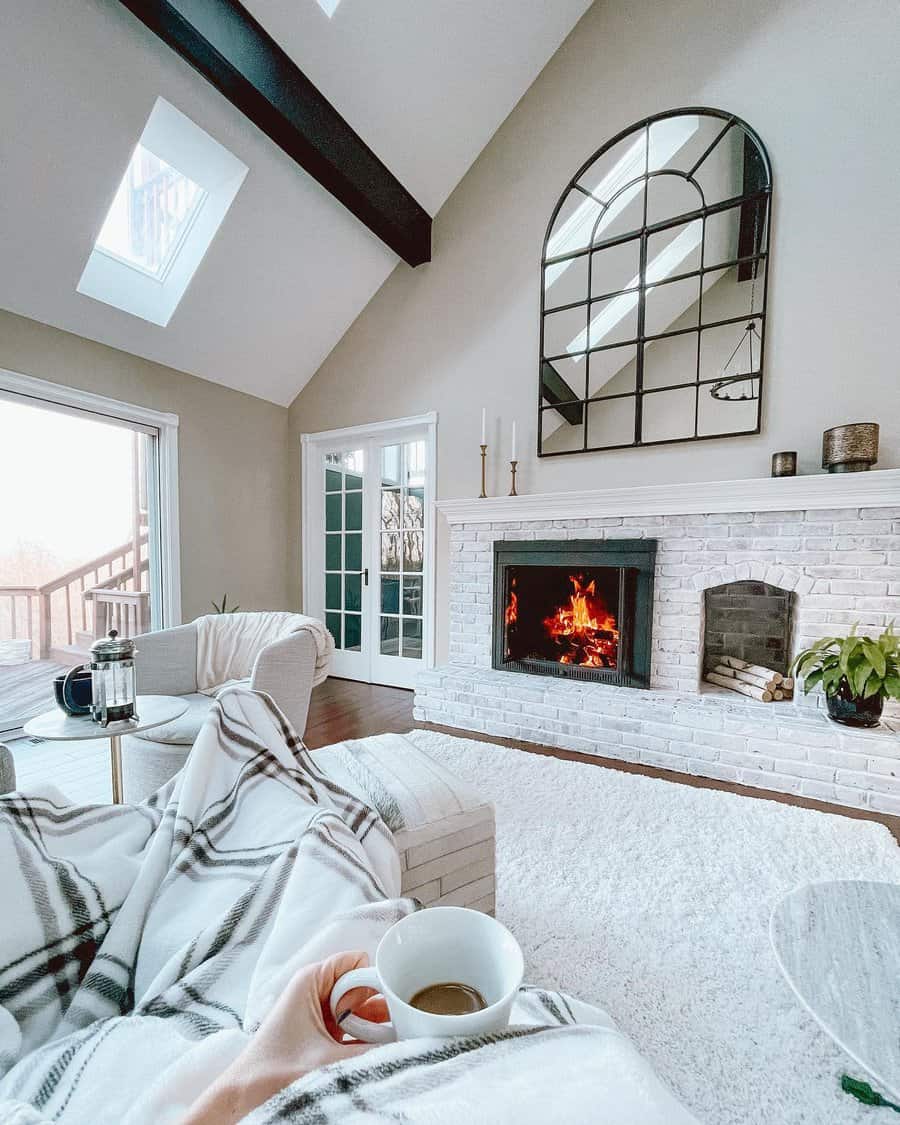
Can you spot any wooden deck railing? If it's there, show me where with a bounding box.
[0,533,150,661]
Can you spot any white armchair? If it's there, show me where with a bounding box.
[122,619,319,802]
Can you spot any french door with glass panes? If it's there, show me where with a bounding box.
[302,417,435,690]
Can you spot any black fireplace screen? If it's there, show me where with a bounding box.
[493,539,656,687]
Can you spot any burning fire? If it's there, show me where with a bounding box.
[505,578,518,627]
[543,575,619,668]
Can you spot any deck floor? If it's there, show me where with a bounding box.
[0,660,67,732]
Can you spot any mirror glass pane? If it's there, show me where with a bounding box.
[698,386,759,436]
[588,294,638,349]
[642,331,698,391]
[646,173,703,227]
[699,316,763,384]
[543,304,587,359]
[644,275,701,338]
[693,123,761,207]
[588,343,637,399]
[545,249,589,307]
[642,386,697,443]
[590,237,639,301]
[540,406,584,453]
[701,262,765,322]
[586,396,636,448]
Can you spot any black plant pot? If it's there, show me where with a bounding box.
[825,680,884,728]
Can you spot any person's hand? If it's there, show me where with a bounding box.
[182,951,387,1124]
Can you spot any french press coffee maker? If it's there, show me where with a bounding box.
[90,629,139,726]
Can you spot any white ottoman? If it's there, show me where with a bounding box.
[314,732,496,915]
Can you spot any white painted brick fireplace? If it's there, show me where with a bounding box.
[414,470,900,814]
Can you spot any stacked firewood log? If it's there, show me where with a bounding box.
[704,655,794,703]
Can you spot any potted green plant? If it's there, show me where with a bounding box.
[211,594,240,614]
[791,623,900,728]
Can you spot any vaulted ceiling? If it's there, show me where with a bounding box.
[0,0,592,404]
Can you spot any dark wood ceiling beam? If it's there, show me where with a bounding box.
[117,0,432,266]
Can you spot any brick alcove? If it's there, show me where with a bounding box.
[702,580,796,678]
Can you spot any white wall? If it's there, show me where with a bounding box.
[289,0,900,656]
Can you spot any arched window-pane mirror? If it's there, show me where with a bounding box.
[539,108,772,456]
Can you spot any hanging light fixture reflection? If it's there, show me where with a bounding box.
[709,320,762,402]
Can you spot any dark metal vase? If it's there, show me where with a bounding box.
[826,679,884,728]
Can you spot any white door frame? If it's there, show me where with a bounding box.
[0,368,182,628]
[301,413,438,680]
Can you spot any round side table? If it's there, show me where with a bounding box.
[770,880,900,1102]
[24,694,189,803]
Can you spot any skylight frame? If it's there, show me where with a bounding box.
[77,98,248,327]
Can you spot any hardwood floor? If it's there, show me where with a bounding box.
[310,678,900,845]
[304,677,417,748]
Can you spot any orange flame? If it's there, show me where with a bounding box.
[505,579,518,627]
[543,575,619,668]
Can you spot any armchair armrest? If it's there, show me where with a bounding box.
[134,624,198,696]
[250,630,317,736]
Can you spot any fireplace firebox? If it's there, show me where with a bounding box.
[492,539,656,687]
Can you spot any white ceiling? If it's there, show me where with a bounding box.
[0,0,592,405]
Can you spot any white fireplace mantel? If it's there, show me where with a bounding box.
[435,468,900,524]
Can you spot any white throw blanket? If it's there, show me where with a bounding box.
[195,611,334,692]
[0,690,695,1124]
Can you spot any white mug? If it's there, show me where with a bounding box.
[329,906,524,1043]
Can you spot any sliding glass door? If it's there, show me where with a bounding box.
[0,375,178,735]
[304,417,435,690]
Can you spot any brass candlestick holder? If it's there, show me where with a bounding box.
[508,460,518,496]
[479,444,488,498]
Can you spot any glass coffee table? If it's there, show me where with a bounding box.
[770,880,900,1101]
[24,695,188,803]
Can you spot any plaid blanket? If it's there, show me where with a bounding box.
[0,689,695,1124]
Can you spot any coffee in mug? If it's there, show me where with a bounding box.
[410,981,487,1015]
[329,906,523,1042]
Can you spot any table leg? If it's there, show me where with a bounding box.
[109,734,124,803]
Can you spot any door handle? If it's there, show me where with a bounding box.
[364,568,369,586]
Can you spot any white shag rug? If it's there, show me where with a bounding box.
[405,729,900,1125]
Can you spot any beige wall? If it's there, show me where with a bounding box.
[288,0,900,659]
[0,310,290,621]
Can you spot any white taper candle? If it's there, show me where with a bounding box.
[481,407,486,445]
[511,420,517,460]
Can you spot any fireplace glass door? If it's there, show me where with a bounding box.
[504,566,624,671]
[503,565,631,678]
[493,539,656,688]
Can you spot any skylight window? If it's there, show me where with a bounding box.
[315,0,342,15]
[95,145,207,279]
[78,97,248,327]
